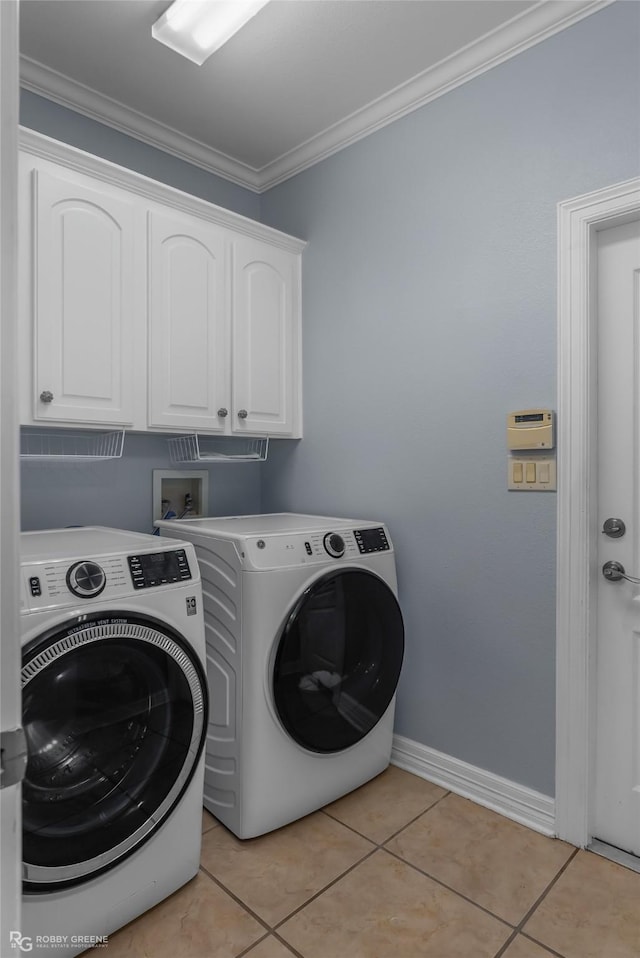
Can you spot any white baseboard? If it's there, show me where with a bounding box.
[391,734,556,838]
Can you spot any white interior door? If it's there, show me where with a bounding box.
[0,0,23,951]
[594,217,640,856]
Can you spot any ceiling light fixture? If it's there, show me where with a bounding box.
[152,0,271,65]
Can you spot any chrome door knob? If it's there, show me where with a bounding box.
[217,407,228,418]
[237,409,248,419]
[39,390,54,403]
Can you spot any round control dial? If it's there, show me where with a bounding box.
[323,532,346,558]
[66,560,106,598]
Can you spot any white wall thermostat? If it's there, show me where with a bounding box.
[507,409,556,491]
[507,409,555,451]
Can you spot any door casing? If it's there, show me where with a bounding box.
[0,1,21,951]
[556,176,640,847]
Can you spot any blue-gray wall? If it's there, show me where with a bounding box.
[260,1,640,797]
[19,2,640,798]
[20,433,262,534]
[19,94,263,531]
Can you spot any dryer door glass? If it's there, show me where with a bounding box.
[21,613,207,891]
[273,569,404,753]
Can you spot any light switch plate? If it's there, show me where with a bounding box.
[508,458,556,491]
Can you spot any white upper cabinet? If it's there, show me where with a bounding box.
[232,238,298,436]
[30,169,137,425]
[19,130,305,438]
[148,210,229,431]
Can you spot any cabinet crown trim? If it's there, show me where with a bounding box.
[19,128,306,254]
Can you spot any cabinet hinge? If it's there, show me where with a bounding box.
[0,727,27,789]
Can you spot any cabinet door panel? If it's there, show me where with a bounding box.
[148,212,228,431]
[33,171,135,424]
[233,239,298,436]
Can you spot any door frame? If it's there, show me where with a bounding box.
[556,176,640,848]
[0,0,21,950]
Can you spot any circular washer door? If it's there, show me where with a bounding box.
[21,612,208,892]
[273,569,404,753]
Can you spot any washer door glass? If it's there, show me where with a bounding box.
[21,613,207,891]
[273,569,404,753]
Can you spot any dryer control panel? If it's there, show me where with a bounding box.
[354,527,390,554]
[241,526,393,571]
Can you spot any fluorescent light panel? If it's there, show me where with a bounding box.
[152,0,271,65]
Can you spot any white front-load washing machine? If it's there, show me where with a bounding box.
[19,527,208,958]
[155,513,404,839]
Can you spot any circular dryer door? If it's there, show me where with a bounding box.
[273,569,404,753]
[21,612,208,891]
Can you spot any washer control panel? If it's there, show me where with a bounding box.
[127,549,191,589]
[21,545,195,613]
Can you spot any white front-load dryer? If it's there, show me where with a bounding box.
[155,513,404,839]
[19,527,208,958]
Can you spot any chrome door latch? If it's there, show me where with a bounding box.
[602,518,626,538]
[0,727,27,789]
[602,561,640,584]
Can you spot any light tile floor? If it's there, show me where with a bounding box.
[95,766,640,958]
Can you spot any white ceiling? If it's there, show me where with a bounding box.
[19,0,610,191]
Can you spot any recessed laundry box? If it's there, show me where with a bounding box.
[155,513,404,838]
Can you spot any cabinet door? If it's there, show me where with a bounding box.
[232,238,300,437]
[148,211,229,432]
[32,170,135,424]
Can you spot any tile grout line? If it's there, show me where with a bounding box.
[201,790,515,948]
[242,795,453,938]
[200,795,577,958]
[268,929,308,958]
[197,864,307,958]
[234,929,305,958]
[199,845,382,945]
[278,788,519,935]
[321,787,452,845]
[489,845,580,958]
[517,935,567,958]
[519,928,572,958]
[199,793,458,951]
[381,845,515,932]
[233,930,271,958]
[271,845,380,933]
[198,864,274,936]
[267,793,459,935]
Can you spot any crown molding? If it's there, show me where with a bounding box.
[20,56,263,192]
[259,0,614,189]
[20,0,613,194]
